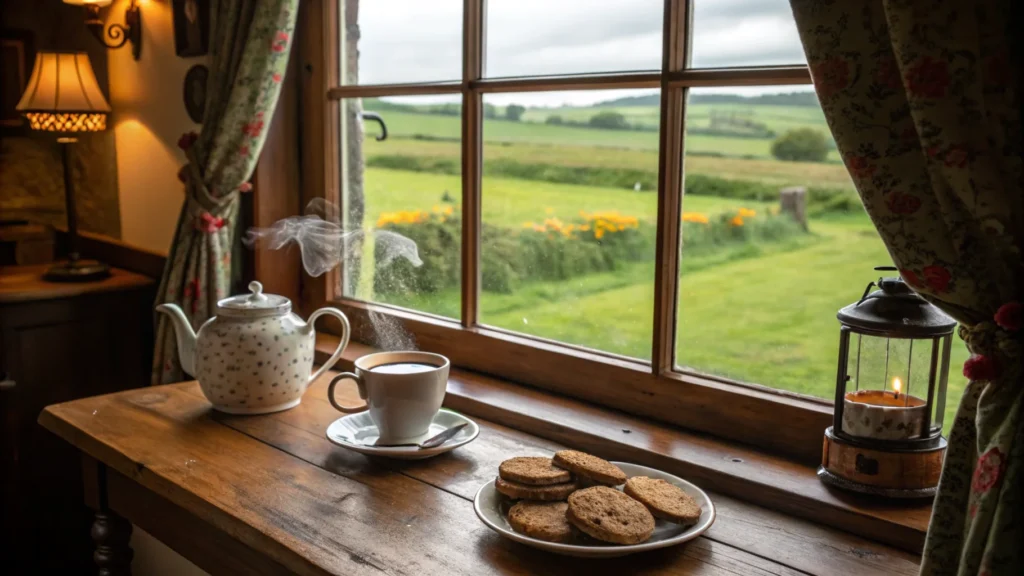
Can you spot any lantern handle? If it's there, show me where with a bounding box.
[856,281,877,306]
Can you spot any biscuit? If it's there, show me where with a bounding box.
[624,476,702,525]
[494,477,578,501]
[552,450,627,486]
[499,457,573,485]
[507,501,574,543]
[566,486,655,545]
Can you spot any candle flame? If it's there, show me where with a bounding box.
[892,377,903,395]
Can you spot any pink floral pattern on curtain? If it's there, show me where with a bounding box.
[153,0,298,384]
[789,1,1022,574]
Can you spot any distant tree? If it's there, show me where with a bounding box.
[770,129,829,162]
[545,115,564,125]
[588,111,629,130]
[505,104,526,121]
[484,103,498,119]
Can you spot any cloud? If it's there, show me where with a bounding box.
[355,0,807,100]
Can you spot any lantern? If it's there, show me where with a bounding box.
[818,267,955,498]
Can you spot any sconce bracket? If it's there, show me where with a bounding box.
[83,1,142,60]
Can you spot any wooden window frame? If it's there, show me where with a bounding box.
[298,0,832,463]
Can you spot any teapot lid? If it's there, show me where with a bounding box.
[216,281,291,318]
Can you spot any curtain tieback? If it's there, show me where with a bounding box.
[959,304,1024,382]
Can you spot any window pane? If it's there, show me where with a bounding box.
[340,96,462,319]
[479,90,660,359]
[673,86,969,432]
[485,0,662,78]
[690,0,806,68]
[340,1,462,85]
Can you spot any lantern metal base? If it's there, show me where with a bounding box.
[820,426,945,499]
[817,467,937,499]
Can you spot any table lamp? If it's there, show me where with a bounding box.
[16,51,112,282]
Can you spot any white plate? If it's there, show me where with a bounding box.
[325,409,479,460]
[474,461,715,558]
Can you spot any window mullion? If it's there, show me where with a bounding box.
[651,0,691,374]
[461,0,484,328]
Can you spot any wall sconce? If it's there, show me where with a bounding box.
[64,0,142,60]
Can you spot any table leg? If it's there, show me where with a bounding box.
[92,510,133,576]
[82,455,134,576]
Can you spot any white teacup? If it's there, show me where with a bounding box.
[327,351,450,444]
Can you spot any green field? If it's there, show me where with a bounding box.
[349,96,966,431]
[520,102,829,136]
[363,104,843,161]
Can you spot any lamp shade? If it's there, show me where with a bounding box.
[16,51,111,132]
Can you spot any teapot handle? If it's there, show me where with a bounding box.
[305,307,351,388]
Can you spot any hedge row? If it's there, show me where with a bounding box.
[372,207,807,295]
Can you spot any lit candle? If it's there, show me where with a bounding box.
[842,377,927,440]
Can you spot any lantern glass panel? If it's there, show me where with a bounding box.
[846,334,935,400]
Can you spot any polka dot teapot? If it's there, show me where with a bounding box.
[156,281,350,414]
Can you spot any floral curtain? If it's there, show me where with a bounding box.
[153,0,298,384]
[789,1,1022,574]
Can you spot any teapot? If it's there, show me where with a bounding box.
[156,281,350,414]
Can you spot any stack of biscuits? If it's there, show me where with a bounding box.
[495,450,702,545]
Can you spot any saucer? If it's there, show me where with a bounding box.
[325,409,479,460]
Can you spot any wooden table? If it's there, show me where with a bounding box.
[39,375,921,576]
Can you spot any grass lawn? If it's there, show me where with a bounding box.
[356,168,969,430]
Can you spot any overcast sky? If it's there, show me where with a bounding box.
[354,0,809,106]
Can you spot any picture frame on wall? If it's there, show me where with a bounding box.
[1,29,34,134]
[172,0,210,57]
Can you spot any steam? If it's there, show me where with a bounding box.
[244,199,422,277]
[243,199,421,351]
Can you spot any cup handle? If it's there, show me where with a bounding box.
[306,307,351,388]
[327,372,369,413]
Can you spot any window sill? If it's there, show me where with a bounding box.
[315,334,931,554]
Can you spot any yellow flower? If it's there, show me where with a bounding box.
[682,212,709,224]
[595,229,605,239]
[580,225,590,231]
[444,206,454,215]
[729,215,745,227]
[738,208,757,218]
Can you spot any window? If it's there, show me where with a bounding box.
[310,0,968,455]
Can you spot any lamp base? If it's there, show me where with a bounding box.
[44,259,111,282]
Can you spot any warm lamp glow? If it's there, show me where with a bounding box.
[892,377,903,395]
[16,51,111,133]
[63,0,114,7]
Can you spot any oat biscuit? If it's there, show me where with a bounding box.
[623,476,702,525]
[499,456,573,485]
[566,486,655,545]
[494,477,578,501]
[507,501,574,543]
[552,450,627,486]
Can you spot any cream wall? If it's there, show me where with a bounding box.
[106,0,205,254]
[104,2,210,573]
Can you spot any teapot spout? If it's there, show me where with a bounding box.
[156,303,198,376]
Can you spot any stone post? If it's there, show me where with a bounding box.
[779,186,808,230]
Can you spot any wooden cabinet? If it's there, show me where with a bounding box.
[0,265,155,574]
